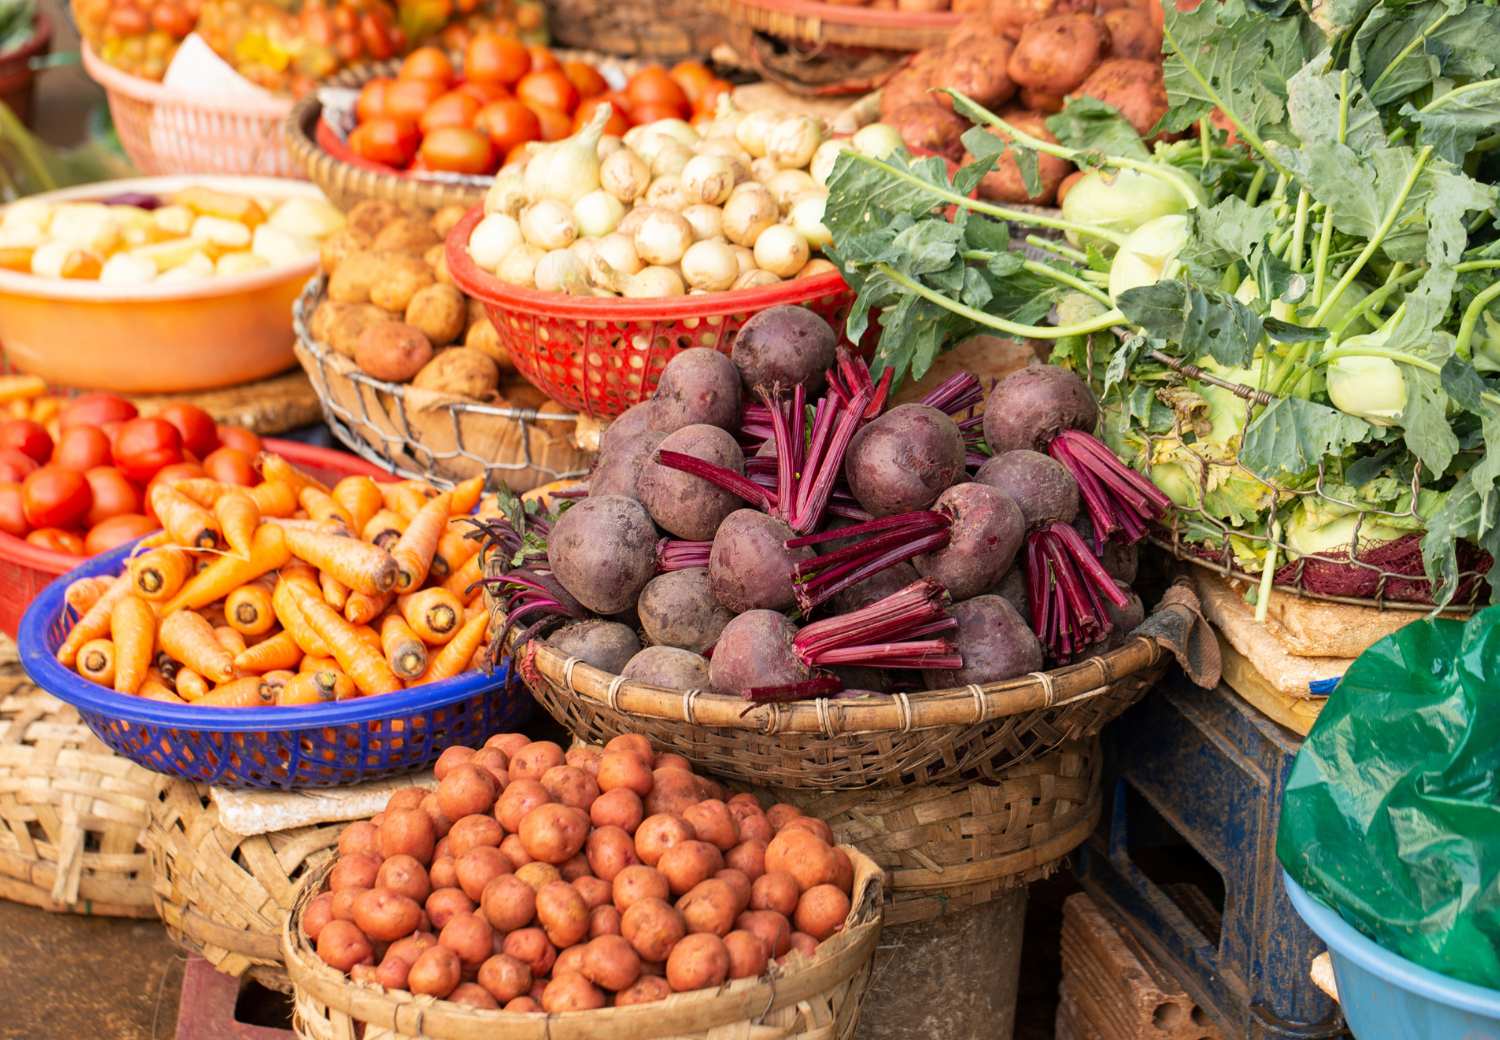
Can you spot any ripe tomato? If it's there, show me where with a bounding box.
[454,80,508,106]
[112,417,183,482]
[143,462,205,521]
[465,33,530,86]
[420,90,482,134]
[504,142,535,167]
[0,419,53,464]
[626,67,688,116]
[215,425,262,456]
[107,3,149,34]
[561,60,607,100]
[350,118,422,167]
[151,1,194,37]
[156,403,219,458]
[385,78,447,124]
[84,467,142,526]
[630,101,689,126]
[53,426,114,472]
[670,60,715,102]
[22,465,92,529]
[695,78,733,117]
[475,99,541,154]
[203,447,255,486]
[27,528,84,555]
[356,77,393,122]
[517,69,578,115]
[573,97,629,136]
[0,483,25,538]
[400,46,454,84]
[525,104,569,143]
[359,10,398,60]
[420,127,497,174]
[0,449,38,483]
[528,45,560,72]
[60,393,137,431]
[86,514,158,555]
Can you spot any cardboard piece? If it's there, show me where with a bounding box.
[1194,573,1352,701]
[210,771,432,838]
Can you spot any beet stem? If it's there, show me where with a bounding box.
[657,538,712,571]
[815,640,962,668]
[791,385,872,533]
[786,510,944,548]
[657,450,774,511]
[791,514,945,576]
[1052,521,1130,608]
[744,675,844,703]
[920,371,985,416]
[794,577,952,662]
[1048,430,1171,545]
[796,529,952,612]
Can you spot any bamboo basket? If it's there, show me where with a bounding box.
[284,849,885,1040]
[145,778,344,991]
[0,640,155,918]
[547,0,721,60]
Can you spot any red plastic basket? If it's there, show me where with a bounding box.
[445,207,857,420]
[0,438,387,640]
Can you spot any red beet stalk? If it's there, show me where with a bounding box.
[787,511,951,612]
[793,577,959,667]
[1047,429,1171,546]
[919,371,984,416]
[1025,521,1128,658]
[825,350,892,420]
[657,538,711,571]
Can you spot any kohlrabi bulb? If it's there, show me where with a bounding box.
[1326,342,1407,427]
[1108,214,1190,302]
[1062,167,1201,248]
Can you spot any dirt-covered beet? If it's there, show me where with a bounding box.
[913,482,1026,601]
[730,306,837,394]
[636,424,745,540]
[709,509,811,613]
[638,568,733,653]
[994,567,1029,619]
[545,620,641,673]
[832,560,920,614]
[547,495,660,615]
[981,366,1098,454]
[649,348,742,432]
[844,404,965,517]
[621,646,712,690]
[708,610,809,697]
[975,450,1079,527]
[922,595,1043,689]
[589,429,665,500]
[601,401,658,455]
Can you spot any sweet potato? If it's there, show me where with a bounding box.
[1103,7,1162,61]
[1071,59,1168,138]
[886,102,968,164]
[356,322,434,382]
[1007,14,1108,95]
[970,111,1073,205]
[412,349,500,399]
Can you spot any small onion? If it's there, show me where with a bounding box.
[645,175,690,212]
[852,122,903,159]
[634,209,695,266]
[788,191,831,249]
[519,200,577,250]
[753,224,810,278]
[735,110,780,159]
[597,135,623,158]
[618,205,655,238]
[681,203,724,242]
[732,269,781,290]
[730,244,757,276]
[498,243,544,287]
[750,157,780,183]
[468,213,523,271]
[573,189,626,237]
[535,248,589,294]
[766,115,823,170]
[766,169,817,209]
[810,139,846,186]
[722,184,777,248]
[681,155,736,205]
[624,265,686,298]
[484,170,527,216]
[699,137,751,163]
[600,149,650,203]
[681,239,740,291]
[595,232,643,277]
[648,119,700,149]
[651,140,694,178]
[571,237,600,271]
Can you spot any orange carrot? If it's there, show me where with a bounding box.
[353,624,381,652]
[256,452,328,497]
[320,570,349,611]
[391,492,451,592]
[275,524,397,596]
[299,486,352,529]
[361,509,407,551]
[175,668,208,702]
[162,525,290,615]
[419,610,488,683]
[251,480,298,518]
[435,520,480,580]
[271,578,332,658]
[442,551,484,600]
[128,548,192,601]
[77,638,115,686]
[343,589,392,625]
[257,669,296,703]
[110,594,156,694]
[139,671,183,703]
[284,580,401,696]
[298,654,339,674]
[233,630,301,673]
[149,483,221,549]
[173,478,231,508]
[448,476,484,516]
[159,611,236,683]
[382,482,432,520]
[64,576,112,619]
[333,476,382,534]
[214,490,260,559]
[277,670,337,705]
[214,625,248,659]
[58,574,133,667]
[380,613,428,679]
[224,584,275,636]
[400,587,466,645]
[197,676,273,707]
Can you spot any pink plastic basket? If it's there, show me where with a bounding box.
[81,42,301,178]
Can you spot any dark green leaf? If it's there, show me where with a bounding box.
[823,150,957,237]
[1352,1,1500,107]
[1182,196,1278,270]
[952,151,997,198]
[872,290,973,386]
[1264,317,1328,343]
[1441,355,1487,410]
[1045,97,1150,161]
[1400,367,1460,477]
[1115,281,1264,366]
[985,252,1026,277]
[963,216,1010,253]
[1240,397,1373,479]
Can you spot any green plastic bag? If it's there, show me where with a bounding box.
[1277,604,1500,989]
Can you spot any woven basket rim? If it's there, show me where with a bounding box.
[81,40,295,117]
[724,0,961,31]
[283,849,884,1037]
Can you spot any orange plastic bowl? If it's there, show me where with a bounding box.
[0,176,329,394]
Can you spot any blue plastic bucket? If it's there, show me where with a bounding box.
[1284,871,1500,1039]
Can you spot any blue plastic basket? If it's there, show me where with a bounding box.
[17,541,528,790]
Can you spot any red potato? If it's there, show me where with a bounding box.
[449,983,500,1010]
[666,933,729,992]
[430,857,458,890]
[621,897,687,961]
[726,839,768,880]
[408,945,462,998]
[448,814,504,857]
[436,764,498,820]
[536,879,591,947]
[519,803,590,864]
[338,821,380,859]
[604,733,655,762]
[541,764,601,810]
[731,811,773,845]
[302,893,336,942]
[1007,13,1108,94]
[565,745,602,775]
[766,830,840,892]
[503,927,558,978]
[508,740,566,781]
[635,814,696,866]
[387,933,438,964]
[777,816,834,844]
[500,834,533,869]
[496,779,551,832]
[584,934,642,992]
[516,862,562,891]
[380,809,437,864]
[420,794,454,840]
[317,920,374,972]
[469,747,510,787]
[590,904,623,937]
[353,888,423,942]
[971,110,1074,205]
[1070,58,1168,138]
[1020,86,1066,112]
[795,884,851,941]
[644,769,705,817]
[786,931,820,960]
[1102,6,1161,61]
[574,875,613,910]
[477,953,532,1004]
[935,36,1018,111]
[765,804,801,830]
[425,887,476,930]
[457,846,514,902]
[736,910,792,957]
[615,974,672,1006]
[554,944,590,978]
[586,825,641,881]
[886,102,968,164]
[434,745,474,780]
[481,873,537,932]
[505,996,542,1013]
[590,788,646,833]
[677,878,739,936]
[724,929,770,979]
[878,52,942,120]
[487,733,533,758]
[716,869,753,914]
[560,852,592,881]
[658,841,725,896]
[654,754,696,774]
[331,853,381,891]
[543,973,607,1012]
[439,911,495,970]
[832,848,855,895]
[375,955,412,990]
[682,800,739,851]
[387,789,428,812]
[751,872,800,916]
[613,864,670,912]
[597,750,655,797]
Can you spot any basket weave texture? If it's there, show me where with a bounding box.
[547,0,721,59]
[715,0,959,50]
[146,778,343,990]
[0,638,155,918]
[284,849,884,1039]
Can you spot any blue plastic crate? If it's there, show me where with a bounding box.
[18,541,529,789]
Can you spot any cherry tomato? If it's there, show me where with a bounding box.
[0,419,53,464]
[385,78,447,124]
[22,465,92,529]
[0,449,38,483]
[454,80,509,106]
[203,447,255,486]
[151,1,194,37]
[60,393,137,431]
[0,482,25,538]
[86,514,158,555]
[156,403,219,458]
[670,60,715,102]
[356,77,393,123]
[400,46,454,84]
[629,101,689,126]
[27,528,84,555]
[215,426,262,456]
[83,467,142,526]
[420,127,497,174]
[561,60,607,100]
[465,33,530,85]
[53,425,114,472]
[626,67,688,116]
[528,45,560,72]
[517,69,578,115]
[573,97,629,136]
[474,99,541,154]
[529,103,573,142]
[107,3,149,34]
[112,417,183,483]
[350,118,422,167]
[420,90,482,134]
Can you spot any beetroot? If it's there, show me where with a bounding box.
[709,509,809,613]
[844,404,965,517]
[546,620,641,673]
[982,366,1098,453]
[637,424,745,540]
[709,610,808,697]
[922,595,1042,689]
[547,496,659,615]
[913,483,1025,601]
[832,560,919,613]
[638,568,732,653]
[975,451,1078,527]
[650,348,742,432]
[622,646,712,691]
[995,567,1029,618]
[590,430,665,500]
[730,306,837,393]
[601,401,659,454]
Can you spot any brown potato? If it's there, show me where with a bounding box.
[425,887,475,930]
[519,804,590,865]
[597,749,654,797]
[464,316,512,369]
[320,298,391,357]
[317,919,374,972]
[331,888,364,922]
[353,888,423,943]
[724,929,770,979]
[379,808,437,864]
[735,909,792,957]
[331,853,381,891]
[408,944,462,997]
[887,102,968,163]
[937,37,1017,111]
[583,933,642,991]
[302,892,336,941]
[374,217,441,256]
[542,972,607,1012]
[1007,13,1107,94]
[319,226,371,276]
[590,904,623,937]
[1020,86,1066,112]
[590,788,646,834]
[497,779,552,832]
[573,875,613,910]
[433,205,468,238]
[765,804,802,830]
[622,897,687,962]
[1071,58,1168,137]
[795,884,851,941]
[536,879,591,947]
[658,841,725,897]
[429,857,458,890]
[1102,6,1160,60]
[677,878,739,936]
[682,800,739,852]
[716,869,753,915]
[355,322,433,383]
[405,283,468,348]
[879,55,940,120]
[515,861,562,891]
[565,746,603,775]
[604,734,654,762]
[541,764,602,811]
[447,814,504,858]
[327,250,384,304]
[636,814,696,867]
[971,110,1073,205]
[726,839,768,880]
[615,974,672,1006]
[500,834,533,869]
[510,741,566,781]
[369,253,435,312]
[778,816,834,844]
[613,864,670,912]
[437,764,499,821]
[502,927,557,978]
[457,846,514,902]
[481,873,537,932]
[449,982,499,1009]
[477,953,532,1004]
[338,821,380,859]
[439,911,494,970]
[434,746,474,780]
[347,199,406,239]
[666,933,729,992]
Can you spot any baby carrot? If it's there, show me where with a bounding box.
[256,452,328,497]
[64,576,113,619]
[419,610,488,683]
[214,491,260,559]
[214,625,248,659]
[234,630,301,673]
[162,525,290,615]
[400,587,466,645]
[251,480,298,518]
[285,580,402,696]
[276,524,397,596]
[76,639,115,686]
[361,510,407,551]
[277,670,335,706]
[271,578,332,657]
[159,611,236,684]
[442,552,484,600]
[448,476,484,516]
[110,594,156,694]
[299,486,352,529]
[434,521,480,580]
[58,574,132,667]
[333,476,382,534]
[224,584,275,636]
[129,548,192,601]
[391,492,451,592]
[298,654,339,674]
[343,590,392,625]
[139,671,183,703]
[175,668,208,702]
[380,613,428,679]
[149,483,221,549]
[197,676,273,707]
[320,570,349,611]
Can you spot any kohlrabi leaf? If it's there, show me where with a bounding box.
[1287,58,1387,154]
[1352,0,1500,108]
[1264,318,1328,343]
[1440,355,1487,411]
[1399,366,1460,478]
[960,125,1041,200]
[1103,333,1148,397]
[1045,97,1150,162]
[1404,81,1500,167]
[823,150,961,234]
[1420,481,1500,607]
[1179,196,1278,272]
[1115,281,1264,367]
[891,219,964,275]
[1239,397,1373,479]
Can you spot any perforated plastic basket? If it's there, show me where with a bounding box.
[17,542,526,789]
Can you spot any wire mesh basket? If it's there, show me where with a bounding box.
[293,276,594,492]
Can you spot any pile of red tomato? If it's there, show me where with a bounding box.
[347,35,733,174]
[0,395,264,557]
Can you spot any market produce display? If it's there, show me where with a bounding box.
[50,458,495,704]
[303,732,860,1010]
[0,183,345,283]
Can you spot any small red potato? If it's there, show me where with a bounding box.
[666,933,730,992]
[480,873,537,932]
[317,919,374,972]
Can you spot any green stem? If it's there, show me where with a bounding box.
[1023,234,1089,266]
[1198,117,1212,168]
[1329,262,1410,337]
[1255,516,1280,624]
[1368,10,1451,104]
[1021,259,1113,305]
[1244,165,1269,207]
[1289,190,1311,270]
[875,263,1124,339]
[1456,281,1500,360]
[1312,71,1351,305]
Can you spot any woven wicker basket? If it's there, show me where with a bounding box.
[547,0,721,59]
[284,848,884,1039]
[146,778,344,991]
[0,641,155,918]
